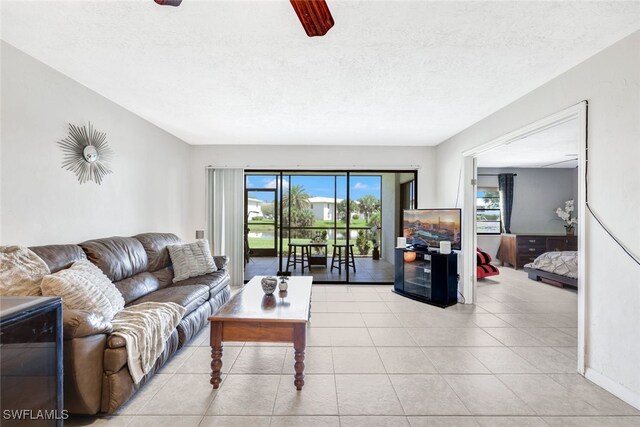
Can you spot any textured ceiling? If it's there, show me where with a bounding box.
[477,119,579,169]
[1,1,639,146]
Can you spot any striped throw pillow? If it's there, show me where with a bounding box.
[41,260,125,321]
[167,240,217,283]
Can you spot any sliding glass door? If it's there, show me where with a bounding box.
[245,188,277,257]
[244,170,417,284]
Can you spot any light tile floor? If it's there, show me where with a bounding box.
[68,268,639,426]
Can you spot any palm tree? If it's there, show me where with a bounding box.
[357,194,380,222]
[283,185,310,211]
[337,199,358,223]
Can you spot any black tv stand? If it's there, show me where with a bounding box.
[394,247,458,308]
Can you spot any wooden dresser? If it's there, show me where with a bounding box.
[497,233,577,270]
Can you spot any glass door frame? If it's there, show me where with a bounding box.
[245,187,278,258]
[244,169,419,284]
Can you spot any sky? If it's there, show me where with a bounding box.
[246,174,381,202]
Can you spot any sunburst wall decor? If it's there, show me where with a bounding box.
[57,122,113,185]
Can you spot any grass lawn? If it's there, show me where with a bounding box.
[248,218,370,231]
[247,218,378,256]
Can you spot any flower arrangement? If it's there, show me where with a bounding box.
[556,200,577,234]
[310,230,327,244]
[310,231,328,255]
[369,225,380,249]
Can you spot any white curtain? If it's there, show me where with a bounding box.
[206,168,245,287]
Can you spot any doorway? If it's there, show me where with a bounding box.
[245,188,277,258]
[461,102,587,374]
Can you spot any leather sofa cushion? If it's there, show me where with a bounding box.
[153,267,175,289]
[64,309,113,340]
[213,255,229,270]
[30,244,87,273]
[64,334,106,415]
[134,233,182,272]
[80,237,148,282]
[114,272,161,305]
[107,335,126,349]
[101,329,180,414]
[104,346,128,374]
[173,270,229,291]
[176,303,211,347]
[129,285,209,317]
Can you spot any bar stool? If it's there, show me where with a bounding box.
[286,242,310,273]
[330,243,356,274]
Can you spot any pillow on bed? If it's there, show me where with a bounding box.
[167,240,217,283]
[41,260,125,321]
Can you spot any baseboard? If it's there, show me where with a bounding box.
[585,367,640,410]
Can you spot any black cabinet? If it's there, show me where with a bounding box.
[394,248,458,308]
[0,297,64,426]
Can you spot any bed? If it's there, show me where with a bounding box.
[524,251,578,288]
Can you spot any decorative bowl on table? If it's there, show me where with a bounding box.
[261,276,278,295]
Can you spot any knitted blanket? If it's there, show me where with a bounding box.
[0,246,49,296]
[111,302,186,384]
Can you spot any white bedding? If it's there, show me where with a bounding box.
[525,251,578,279]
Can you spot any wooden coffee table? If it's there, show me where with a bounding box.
[208,275,312,390]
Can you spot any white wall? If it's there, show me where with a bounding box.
[0,42,191,246]
[381,173,396,263]
[435,31,640,407]
[477,167,578,258]
[187,145,436,239]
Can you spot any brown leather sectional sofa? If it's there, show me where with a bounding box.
[30,233,231,414]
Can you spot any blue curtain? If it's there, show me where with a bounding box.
[498,173,515,233]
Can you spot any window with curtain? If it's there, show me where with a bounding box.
[477,187,502,234]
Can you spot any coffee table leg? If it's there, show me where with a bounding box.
[293,323,306,390]
[210,321,223,388]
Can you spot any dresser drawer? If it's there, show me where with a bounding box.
[547,236,578,252]
[517,237,545,246]
[518,254,540,266]
[499,234,575,270]
[518,244,546,255]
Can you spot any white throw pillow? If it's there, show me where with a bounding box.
[0,246,50,296]
[167,240,217,283]
[41,260,125,321]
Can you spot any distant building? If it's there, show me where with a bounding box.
[247,197,265,219]
[308,197,343,221]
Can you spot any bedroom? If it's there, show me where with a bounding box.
[471,116,581,359]
[475,117,580,289]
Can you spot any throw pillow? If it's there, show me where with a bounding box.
[167,240,217,283]
[41,260,125,321]
[0,246,50,296]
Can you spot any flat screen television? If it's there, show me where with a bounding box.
[403,208,462,251]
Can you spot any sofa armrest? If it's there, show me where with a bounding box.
[213,255,229,270]
[64,310,112,340]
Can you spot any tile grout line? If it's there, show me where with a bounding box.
[330,338,342,427]
[269,373,285,426]
[438,373,476,419]
[374,337,408,418]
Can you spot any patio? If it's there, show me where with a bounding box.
[244,256,395,284]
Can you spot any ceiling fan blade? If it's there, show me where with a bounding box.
[154,0,182,6]
[290,0,335,37]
